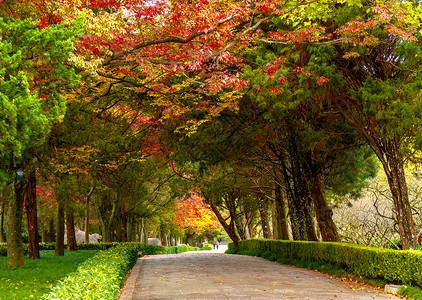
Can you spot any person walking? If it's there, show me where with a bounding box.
[216,241,219,250]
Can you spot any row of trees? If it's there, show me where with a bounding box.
[1,0,422,267]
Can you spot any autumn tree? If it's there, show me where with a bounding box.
[256,0,422,249]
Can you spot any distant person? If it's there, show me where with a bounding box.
[216,241,219,249]
[213,242,216,249]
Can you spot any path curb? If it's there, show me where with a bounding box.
[118,258,144,300]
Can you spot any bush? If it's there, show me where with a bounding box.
[228,238,422,287]
[40,243,138,300]
[39,242,200,299]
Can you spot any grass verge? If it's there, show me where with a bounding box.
[0,250,98,300]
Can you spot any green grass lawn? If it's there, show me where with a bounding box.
[0,250,98,300]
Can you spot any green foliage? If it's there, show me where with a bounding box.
[399,285,422,300]
[39,243,199,299]
[0,250,98,300]
[228,239,422,287]
[0,16,83,186]
[40,244,137,300]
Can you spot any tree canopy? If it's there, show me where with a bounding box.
[1,0,422,268]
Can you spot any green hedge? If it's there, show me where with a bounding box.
[228,239,422,286]
[38,242,199,299]
[39,243,138,300]
[0,242,201,256]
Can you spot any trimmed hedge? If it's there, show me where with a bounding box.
[0,242,201,256]
[39,242,199,299]
[39,243,138,300]
[228,238,422,286]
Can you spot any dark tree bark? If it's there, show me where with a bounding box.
[127,215,134,242]
[55,202,65,256]
[84,180,94,244]
[121,201,127,242]
[306,157,339,242]
[96,191,119,242]
[273,182,290,240]
[257,196,272,239]
[7,178,26,267]
[25,169,40,259]
[383,142,415,249]
[280,158,305,240]
[139,219,149,244]
[84,204,90,244]
[160,225,168,246]
[66,205,77,251]
[235,208,247,240]
[203,193,240,246]
[0,200,4,243]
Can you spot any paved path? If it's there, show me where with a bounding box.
[118,252,401,300]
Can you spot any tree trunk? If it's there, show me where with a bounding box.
[121,201,127,242]
[0,200,4,243]
[84,179,95,244]
[7,178,26,267]
[307,160,339,242]
[25,169,40,259]
[303,195,318,241]
[84,202,90,244]
[140,219,149,244]
[383,143,416,249]
[127,216,133,242]
[66,205,77,251]
[95,191,118,243]
[257,196,272,239]
[235,211,247,240]
[160,225,168,246]
[55,202,65,256]
[273,183,290,240]
[203,193,240,246]
[48,218,55,242]
[293,152,318,242]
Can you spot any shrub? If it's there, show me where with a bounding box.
[40,243,138,300]
[39,242,200,299]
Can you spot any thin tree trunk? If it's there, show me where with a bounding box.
[84,204,89,244]
[141,220,149,244]
[25,169,40,259]
[257,197,272,239]
[95,192,118,243]
[121,201,127,242]
[273,183,290,240]
[0,201,4,243]
[235,212,247,240]
[48,218,55,242]
[203,193,240,246]
[55,202,65,256]
[303,195,318,241]
[160,225,168,246]
[66,205,77,251]
[281,161,303,240]
[7,177,26,267]
[84,179,95,244]
[127,216,133,242]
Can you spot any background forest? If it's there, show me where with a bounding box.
[1,0,422,268]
